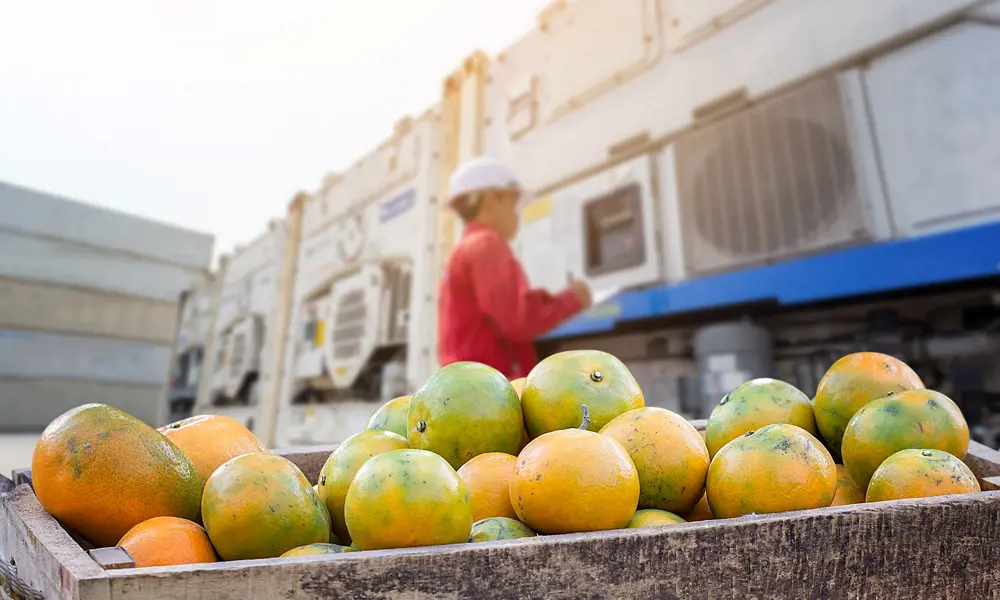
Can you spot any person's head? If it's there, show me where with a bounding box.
[448,157,526,240]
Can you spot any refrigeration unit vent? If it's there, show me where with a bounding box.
[333,289,367,360]
[384,263,413,345]
[675,75,872,276]
[229,332,247,379]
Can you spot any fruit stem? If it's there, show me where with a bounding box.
[579,404,591,430]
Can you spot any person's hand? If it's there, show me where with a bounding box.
[568,280,592,309]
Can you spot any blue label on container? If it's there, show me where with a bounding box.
[379,189,416,223]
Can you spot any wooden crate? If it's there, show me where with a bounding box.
[5,430,1000,600]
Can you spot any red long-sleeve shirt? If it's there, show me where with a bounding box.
[437,222,583,379]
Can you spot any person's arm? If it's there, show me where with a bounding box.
[465,234,584,343]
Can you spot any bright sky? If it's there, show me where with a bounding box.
[0,0,549,259]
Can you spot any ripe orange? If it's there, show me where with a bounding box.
[866,449,980,502]
[521,350,644,438]
[841,389,969,489]
[627,509,686,528]
[599,407,709,514]
[456,452,518,521]
[684,492,715,521]
[345,449,473,550]
[118,517,217,568]
[706,424,837,518]
[705,378,816,458]
[509,406,639,534]
[32,404,201,547]
[814,352,924,457]
[831,465,865,506]
[159,414,267,484]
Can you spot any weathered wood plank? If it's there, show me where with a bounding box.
[11,470,32,490]
[102,491,1000,600]
[273,445,336,484]
[88,548,135,570]
[965,440,1000,481]
[0,485,109,600]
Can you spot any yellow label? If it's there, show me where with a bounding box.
[313,320,326,347]
[521,196,552,224]
[335,366,348,377]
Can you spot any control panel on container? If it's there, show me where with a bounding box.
[583,182,646,277]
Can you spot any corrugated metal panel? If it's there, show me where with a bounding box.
[0,278,178,343]
[0,181,214,269]
[0,379,164,431]
[0,329,170,385]
[0,230,202,301]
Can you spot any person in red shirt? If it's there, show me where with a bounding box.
[438,157,592,379]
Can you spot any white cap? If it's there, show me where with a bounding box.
[447,156,525,209]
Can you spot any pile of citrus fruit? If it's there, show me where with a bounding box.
[28,349,981,567]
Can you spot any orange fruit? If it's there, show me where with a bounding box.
[317,430,409,543]
[509,406,639,534]
[159,414,267,484]
[814,352,924,457]
[684,492,715,521]
[32,404,202,547]
[627,509,686,528]
[599,407,709,514]
[706,423,836,518]
[408,362,524,469]
[366,395,411,438]
[469,517,536,542]
[456,452,518,521]
[705,378,816,458]
[118,517,217,568]
[345,449,473,550]
[280,543,349,558]
[841,389,969,489]
[202,453,331,560]
[866,449,980,502]
[831,465,865,506]
[510,377,526,398]
[521,350,644,438]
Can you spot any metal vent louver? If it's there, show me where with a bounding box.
[333,289,367,360]
[675,75,870,275]
[229,332,246,378]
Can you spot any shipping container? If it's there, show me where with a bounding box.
[193,221,287,435]
[0,181,214,430]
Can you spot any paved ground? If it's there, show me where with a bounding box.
[0,434,39,479]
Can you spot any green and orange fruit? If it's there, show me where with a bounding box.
[521,350,643,437]
[345,449,473,550]
[202,453,331,561]
[706,423,836,519]
[408,362,524,469]
[600,407,709,514]
[814,352,924,457]
[866,449,980,502]
[366,395,411,438]
[705,378,816,458]
[317,430,409,543]
[841,389,969,489]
